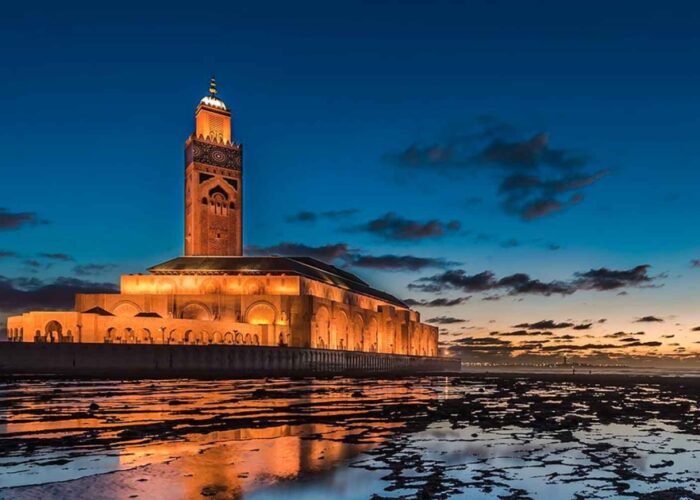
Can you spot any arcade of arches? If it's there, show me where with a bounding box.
[7,267,438,356]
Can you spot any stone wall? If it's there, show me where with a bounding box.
[0,342,460,377]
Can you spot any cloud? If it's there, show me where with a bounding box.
[426,316,466,325]
[358,212,460,241]
[73,263,118,276]
[551,334,576,341]
[635,316,664,323]
[573,323,592,330]
[498,171,606,220]
[604,331,645,338]
[453,336,510,345]
[0,208,47,230]
[286,211,317,223]
[539,341,662,352]
[246,242,457,271]
[491,330,553,337]
[410,270,499,293]
[246,243,351,263]
[403,297,470,307]
[286,209,359,223]
[23,259,45,272]
[691,259,700,268]
[0,275,118,313]
[478,133,586,170]
[322,209,359,219]
[347,254,457,271]
[385,121,608,220]
[448,336,537,355]
[573,265,655,291]
[410,269,573,296]
[465,196,483,207]
[411,264,660,297]
[0,251,18,259]
[39,253,74,261]
[514,320,574,330]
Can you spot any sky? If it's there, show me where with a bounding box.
[2,0,700,365]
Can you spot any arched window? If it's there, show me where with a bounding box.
[180,303,212,321]
[112,302,141,317]
[245,302,276,325]
[141,328,152,344]
[167,329,178,344]
[183,330,194,344]
[207,185,231,216]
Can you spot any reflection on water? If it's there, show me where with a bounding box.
[1,375,700,498]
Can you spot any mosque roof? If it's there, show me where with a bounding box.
[199,95,227,110]
[82,306,114,316]
[147,256,408,308]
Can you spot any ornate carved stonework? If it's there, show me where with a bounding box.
[188,140,242,171]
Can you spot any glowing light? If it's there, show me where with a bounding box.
[199,95,227,110]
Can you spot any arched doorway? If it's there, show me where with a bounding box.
[45,321,62,343]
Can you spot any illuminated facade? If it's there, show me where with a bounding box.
[6,79,439,357]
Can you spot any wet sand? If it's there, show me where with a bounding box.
[2,373,700,499]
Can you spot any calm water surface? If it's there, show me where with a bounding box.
[1,375,699,499]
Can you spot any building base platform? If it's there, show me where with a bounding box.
[0,342,461,378]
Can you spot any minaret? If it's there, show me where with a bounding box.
[184,77,243,256]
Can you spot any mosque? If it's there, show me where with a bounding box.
[6,79,439,358]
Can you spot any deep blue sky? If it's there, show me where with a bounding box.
[2,1,700,358]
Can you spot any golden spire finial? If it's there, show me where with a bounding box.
[209,75,218,96]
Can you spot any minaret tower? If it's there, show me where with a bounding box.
[184,77,243,256]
